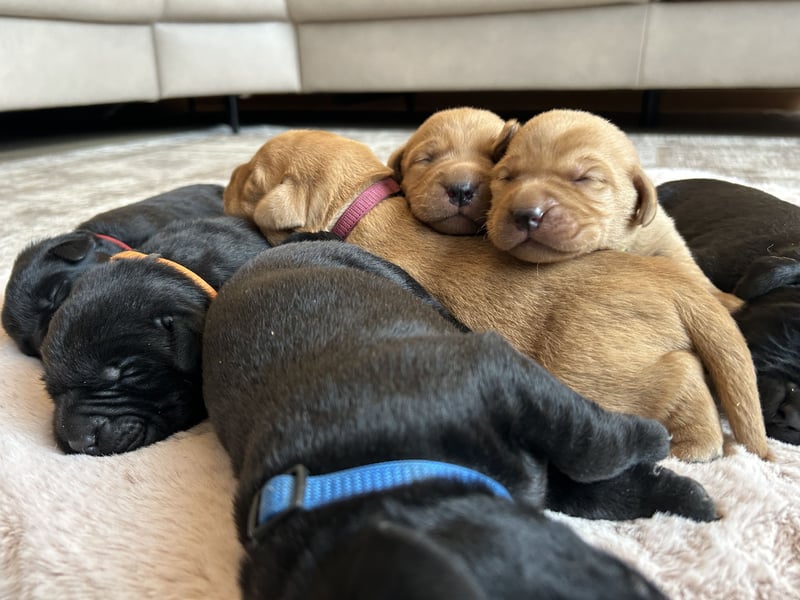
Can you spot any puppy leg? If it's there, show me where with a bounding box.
[482,333,672,482]
[639,351,724,462]
[646,220,743,311]
[676,251,743,312]
[545,463,718,522]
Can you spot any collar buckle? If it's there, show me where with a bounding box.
[246,464,308,544]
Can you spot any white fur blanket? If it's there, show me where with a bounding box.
[1,125,799,599]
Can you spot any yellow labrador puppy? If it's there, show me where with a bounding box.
[388,107,518,235]
[224,129,770,463]
[487,109,742,311]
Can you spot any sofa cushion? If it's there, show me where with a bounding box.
[288,0,648,23]
[641,0,800,87]
[0,17,159,111]
[0,0,163,23]
[155,22,300,98]
[298,4,646,92]
[162,0,288,22]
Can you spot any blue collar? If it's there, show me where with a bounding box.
[246,460,513,543]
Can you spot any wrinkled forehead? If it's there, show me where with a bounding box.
[506,118,636,168]
[258,130,375,174]
[407,116,504,159]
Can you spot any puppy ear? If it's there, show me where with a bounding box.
[252,179,308,233]
[305,521,486,600]
[491,119,520,163]
[631,168,658,227]
[387,145,406,181]
[158,312,204,373]
[734,256,800,300]
[49,233,95,262]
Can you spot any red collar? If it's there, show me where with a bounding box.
[93,233,132,251]
[331,178,400,239]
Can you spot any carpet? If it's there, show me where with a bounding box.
[1,122,799,599]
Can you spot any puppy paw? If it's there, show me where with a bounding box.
[546,462,718,522]
[641,464,719,522]
[554,414,670,483]
[669,439,724,463]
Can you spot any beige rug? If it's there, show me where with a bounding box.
[1,122,799,599]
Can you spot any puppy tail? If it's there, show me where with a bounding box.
[679,293,771,459]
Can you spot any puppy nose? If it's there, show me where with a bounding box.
[446,182,476,207]
[513,207,545,231]
[57,411,105,455]
[66,431,100,455]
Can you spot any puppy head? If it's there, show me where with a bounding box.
[40,259,210,455]
[2,231,120,357]
[242,520,487,600]
[388,107,519,235]
[224,130,393,243]
[735,288,800,445]
[240,497,666,600]
[488,109,657,263]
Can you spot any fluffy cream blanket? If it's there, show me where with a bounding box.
[1,125,799,599]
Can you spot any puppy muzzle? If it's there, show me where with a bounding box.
[53,394,160,455]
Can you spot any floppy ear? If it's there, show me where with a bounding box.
[49,233,95,262]
[734,256,800,300]
[491,119,520,162]
[251,179,308,234]
[305,521,486,600]
[387,145,406,181]
[158,312,205,373]
[631,168,658,227]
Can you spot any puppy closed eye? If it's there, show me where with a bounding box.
[156,315,174,331]
[495,171,515,183]
[101,365,122,382]
[411,155,433,166]
[573,171,605,185]
[101,362,143,382]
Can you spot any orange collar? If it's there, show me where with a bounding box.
[109,250,217,299]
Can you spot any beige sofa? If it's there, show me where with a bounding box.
[1,0,799,113]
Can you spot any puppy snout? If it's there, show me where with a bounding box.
[58,414,108,455]
[513,207,545,231]
[67,430,100,454]
[446,182,477,207]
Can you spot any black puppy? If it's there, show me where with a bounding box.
[40,215,270,456]
[203,240,717,600]
[2,183,225,357]
[659,178,800,444]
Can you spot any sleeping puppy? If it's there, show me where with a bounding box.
[203,239,717,600]
[39,216,270,456]
[223,130,770,462]
[387,107,518,234]
[486,109,741,311]
[659,178,800,444]
[2,183,225,357]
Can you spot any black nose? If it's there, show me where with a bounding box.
[513,207,545,231]
[446,182,476,207]
[66,431,100,455]
[58,413,106,455]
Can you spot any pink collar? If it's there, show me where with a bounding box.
[93,233,132,251]
[331,178,401,239]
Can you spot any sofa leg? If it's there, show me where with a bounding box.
[227,95,241,134]
[640,90,661,128]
